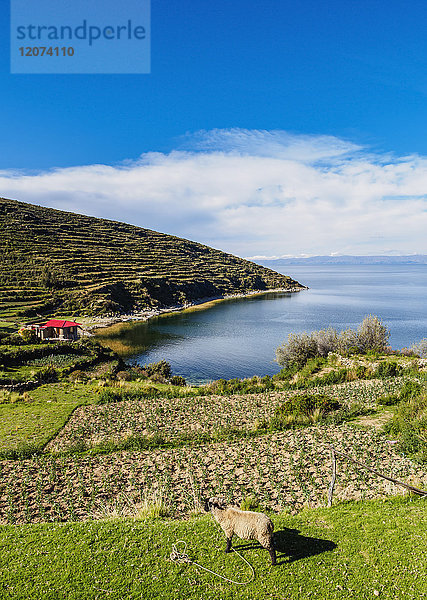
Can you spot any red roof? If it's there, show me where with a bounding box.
[42,320,81,329]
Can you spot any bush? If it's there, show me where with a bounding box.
[170,375,186,386]
[116,370,132,381]
[19,329,37,343]
[149,373,168,384]
[260,375,274,389]
[270,393,341,429]
[69,370,88,382]
[384,392,427,462]
[276,315,390,369]
[298,357,325,378]
[410,338,427,358]
[97,386,163,404]
[276,393,340,418]
[337,327,359,355]
[144,360,172,379]
[240,496,262,511]
[314,368,349,385]
[355,315,390,353]
[34,364,58,382]
[378,393,400,406]
[276,332,318,369]
[376,361,402,378]
[355,365,367,378]
[201,376,271,395]
[400,347,418,357]
[313,327,339,357]
[399,380,423,400]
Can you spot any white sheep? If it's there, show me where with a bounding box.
[204,497,277,565]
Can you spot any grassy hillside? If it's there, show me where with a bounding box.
[1,346,426,597]
[1,497,426,600]
[0,197,302,323]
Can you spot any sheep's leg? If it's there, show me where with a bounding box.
[269,546,277,565]
[225,536,233,553]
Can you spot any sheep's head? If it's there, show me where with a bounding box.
[204,497,227,512]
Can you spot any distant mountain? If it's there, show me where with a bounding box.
[0,197,303,319]
[255,255,427,266]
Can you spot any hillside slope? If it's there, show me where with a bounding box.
[0,197,303,319]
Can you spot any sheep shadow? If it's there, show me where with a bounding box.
[233,528,336,565]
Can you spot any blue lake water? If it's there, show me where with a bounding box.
[97,265,427,383]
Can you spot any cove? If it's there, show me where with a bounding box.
[96,264,427,383]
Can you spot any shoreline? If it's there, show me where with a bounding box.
[80,286,307,333]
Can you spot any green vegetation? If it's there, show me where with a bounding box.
[0,338,114,384]
[0,197,301,325]
[276,315,391,368]
[0,496,426,599]
[385,391,427,462]
[0,318,426,599]
[0,383,96,458]
[271,393,341,428]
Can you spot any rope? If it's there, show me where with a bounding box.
[169,540,255,585]
[330,445,427,496]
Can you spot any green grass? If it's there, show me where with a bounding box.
[0,383,97,457]
[0,365,39,382]
[0,496,425,599]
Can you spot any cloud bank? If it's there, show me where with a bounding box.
[1,128,427,258]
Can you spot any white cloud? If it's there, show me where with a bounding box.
[1,128,427,257]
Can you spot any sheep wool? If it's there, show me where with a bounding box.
[204,497,277,565]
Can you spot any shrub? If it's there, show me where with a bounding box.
[276,315,390,369]
[400,347,418,357]
[384,393,427,462]
[34,364,58,382]
[376,361,402,378]
[399,380,423,400]
[0,390,32,404]
[170,375,186,386]
[116,370,132,381]
[378,393,400,406]
[19,329,37,343]
[313,327,339,357]
[311,368,349,386]
[298,357,325,378]
[410,338,427,358]
[355,315,390,353]
[201,376,271,395]
[240,496,261,511]
[271,393,340,429]
[273,364,299,380]
[260,374,274,389]
[144,360,172,379]
[97,386,167,404]
[355,365,367,378]
[337,327,360,355]
[276,393,340,418]
[276,332,318,368]
[69,369,88,382]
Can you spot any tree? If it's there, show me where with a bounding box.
[356,315,390,353]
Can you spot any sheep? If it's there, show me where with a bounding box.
[204,497,277,565]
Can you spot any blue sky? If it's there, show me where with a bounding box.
[2,0,427,256]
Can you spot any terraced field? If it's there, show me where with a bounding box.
[46,378,405,452]
[0,197,302,323]
[1,375,426,525]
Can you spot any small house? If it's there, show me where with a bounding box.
[29,320,82,341]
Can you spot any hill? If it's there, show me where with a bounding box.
[0,197,303,321]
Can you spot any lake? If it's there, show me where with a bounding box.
[96,265,427,383]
